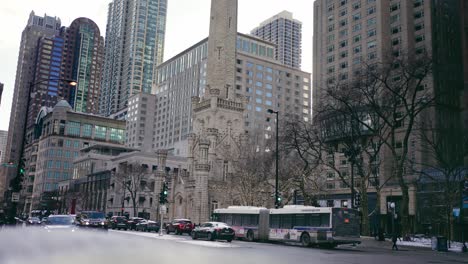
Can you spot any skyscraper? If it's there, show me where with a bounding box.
[0,82,3,106]
[3,12,61,185]
[313,0,465,230]
[251,11,303,69]
[62,18,104,114]
[100,0,168,116]
[2,13,104,202]
[0,130,7,163]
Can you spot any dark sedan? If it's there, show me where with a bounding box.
[127,217,145,230]
[75,211,108,230]
[135,220,160,232]
[110,216,129,230]
[191,222,235,242]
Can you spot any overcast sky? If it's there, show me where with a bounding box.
[0,0,313,131]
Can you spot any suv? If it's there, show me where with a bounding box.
[166,219,194,235]
[110,216,129,230]
[76,211,108,230]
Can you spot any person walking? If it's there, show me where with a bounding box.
[392,233,399,251]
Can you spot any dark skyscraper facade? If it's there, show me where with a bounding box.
[100,0,168,116]
[62,18,104,114]
[3,12,61,186]
[2,12,104,194]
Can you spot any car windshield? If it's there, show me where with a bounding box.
[82,212,105,219]
[46,216,74,225]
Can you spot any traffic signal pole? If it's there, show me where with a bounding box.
[159,182,168,236]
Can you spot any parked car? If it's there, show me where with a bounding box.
[166,219,194,235]
[191,222,235,242]
[75,211,108,230]
[127,217,145,230]
[27,217,42,225]
[135,220,160,232]
[43,215,77,232]
[110,216,129,230]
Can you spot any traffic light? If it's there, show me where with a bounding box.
[355,192,361,207]
[159,182,168,204]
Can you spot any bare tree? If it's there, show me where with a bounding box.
[113,162,152,217]
[412,121,465,244]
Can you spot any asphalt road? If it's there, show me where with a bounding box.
[0,227,465,264]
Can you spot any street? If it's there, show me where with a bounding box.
[0,228,465,264]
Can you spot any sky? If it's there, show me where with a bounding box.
[0,0,313,131]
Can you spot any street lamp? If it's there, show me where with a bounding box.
[389,202,396,238]
[267,109,279,208]
[6,78,76,220]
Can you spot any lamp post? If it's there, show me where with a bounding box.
[267,109,279,208]
[6,78,76,220]
[390,202,396,238]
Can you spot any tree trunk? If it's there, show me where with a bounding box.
[132,198,138,218]
[360,181,370,236]
[399,183,410,239]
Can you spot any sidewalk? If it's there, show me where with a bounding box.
[360,236,466,253]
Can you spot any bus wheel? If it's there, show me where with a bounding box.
[301,233,311,247]
[246,230,254,242]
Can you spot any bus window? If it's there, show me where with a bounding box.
[270,215,280,228]
[280,214,292,229]
[233,214,242,226]
[226,214,233,225]
[320,213,331,227]
[294,214,306,226]
[306,214,320,227]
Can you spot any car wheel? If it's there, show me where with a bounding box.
[166,229,170,234]
[191,232,197,240]
[207,232,214,241]
[301,233,311,247]
[246,230,254,242]
[227,237,233,243]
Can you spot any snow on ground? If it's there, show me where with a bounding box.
[395,237,466,253]
[111,230,241,248]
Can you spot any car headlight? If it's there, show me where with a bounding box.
[85,222,90,225]
[101,222,105,225]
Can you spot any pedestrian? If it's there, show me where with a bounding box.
[392,233,399,251]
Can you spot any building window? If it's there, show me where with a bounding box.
[367,17,376,27]
[95,125,107,140]
[82,124,92,138]
[354,45,362,54]
[327,45,335,53]
[339,29,348,38]
[65,121,81,137]
[353,2,361,9]
[327,55,335,63]
[415,23,424,31]
[339,19,348,27]
[367,40,377,49]
[353,13,361,21]
[415,34,425,43]
[367,28,377,37]
[354,35,361,43]
[368,52,377,60]
[353,23,362,32]
[391,26,401,34]
[340,8,347,17]
[390,3,400,12]
[340,50,348,58]
[327,183,335,190]
[414,10,424,19]
[391,14,400,24]
[392,38,400,46]
[367,6,376,15]
[339,40,348,48]
[414,0,424,8]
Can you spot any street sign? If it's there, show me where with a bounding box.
[11,193,20,202]
[160,205,167,214]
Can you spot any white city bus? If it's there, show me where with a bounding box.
[213,206,268,241]
[213,205,360,248]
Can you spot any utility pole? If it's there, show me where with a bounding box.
[159,182,168,236]
[267,109,280,208]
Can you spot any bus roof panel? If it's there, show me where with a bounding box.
[270,206,332,214]
[214,206,267,214]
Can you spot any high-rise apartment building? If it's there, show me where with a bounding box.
[3,12,61,189]
[313,0,466,229]
[251,11,303,69]
[100,0,168,116]
[126,33,311,156]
